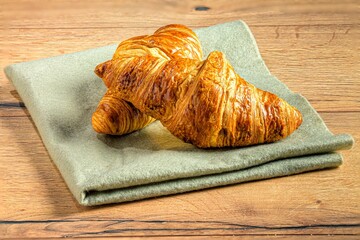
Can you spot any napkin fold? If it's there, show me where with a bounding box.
[4,21,353,206]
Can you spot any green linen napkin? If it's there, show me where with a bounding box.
[4,21,353,206]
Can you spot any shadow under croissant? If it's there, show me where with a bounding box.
[96,121,196,152]
[95,120,281,152]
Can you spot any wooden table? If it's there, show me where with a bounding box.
[1,0,359,238]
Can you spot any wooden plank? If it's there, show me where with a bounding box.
[0,0,358,29]
[0,219,359,238]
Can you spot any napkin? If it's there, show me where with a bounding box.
[4,21,353,206]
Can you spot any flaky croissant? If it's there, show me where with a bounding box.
[96,50,303,148]
[92,24,203,135]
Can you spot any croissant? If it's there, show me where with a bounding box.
[92,24,203,135]
[96,50,303,148]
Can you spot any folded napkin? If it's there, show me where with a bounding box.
[5,21,353,206]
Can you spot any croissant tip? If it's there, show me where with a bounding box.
[95,60,112,78]
[94,64,105,78]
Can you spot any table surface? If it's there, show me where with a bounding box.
[1,0,359,238]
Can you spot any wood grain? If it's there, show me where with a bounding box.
[0,0,359,238]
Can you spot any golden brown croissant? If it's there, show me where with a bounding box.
[96,50,303,148]
[92,24,203,135]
